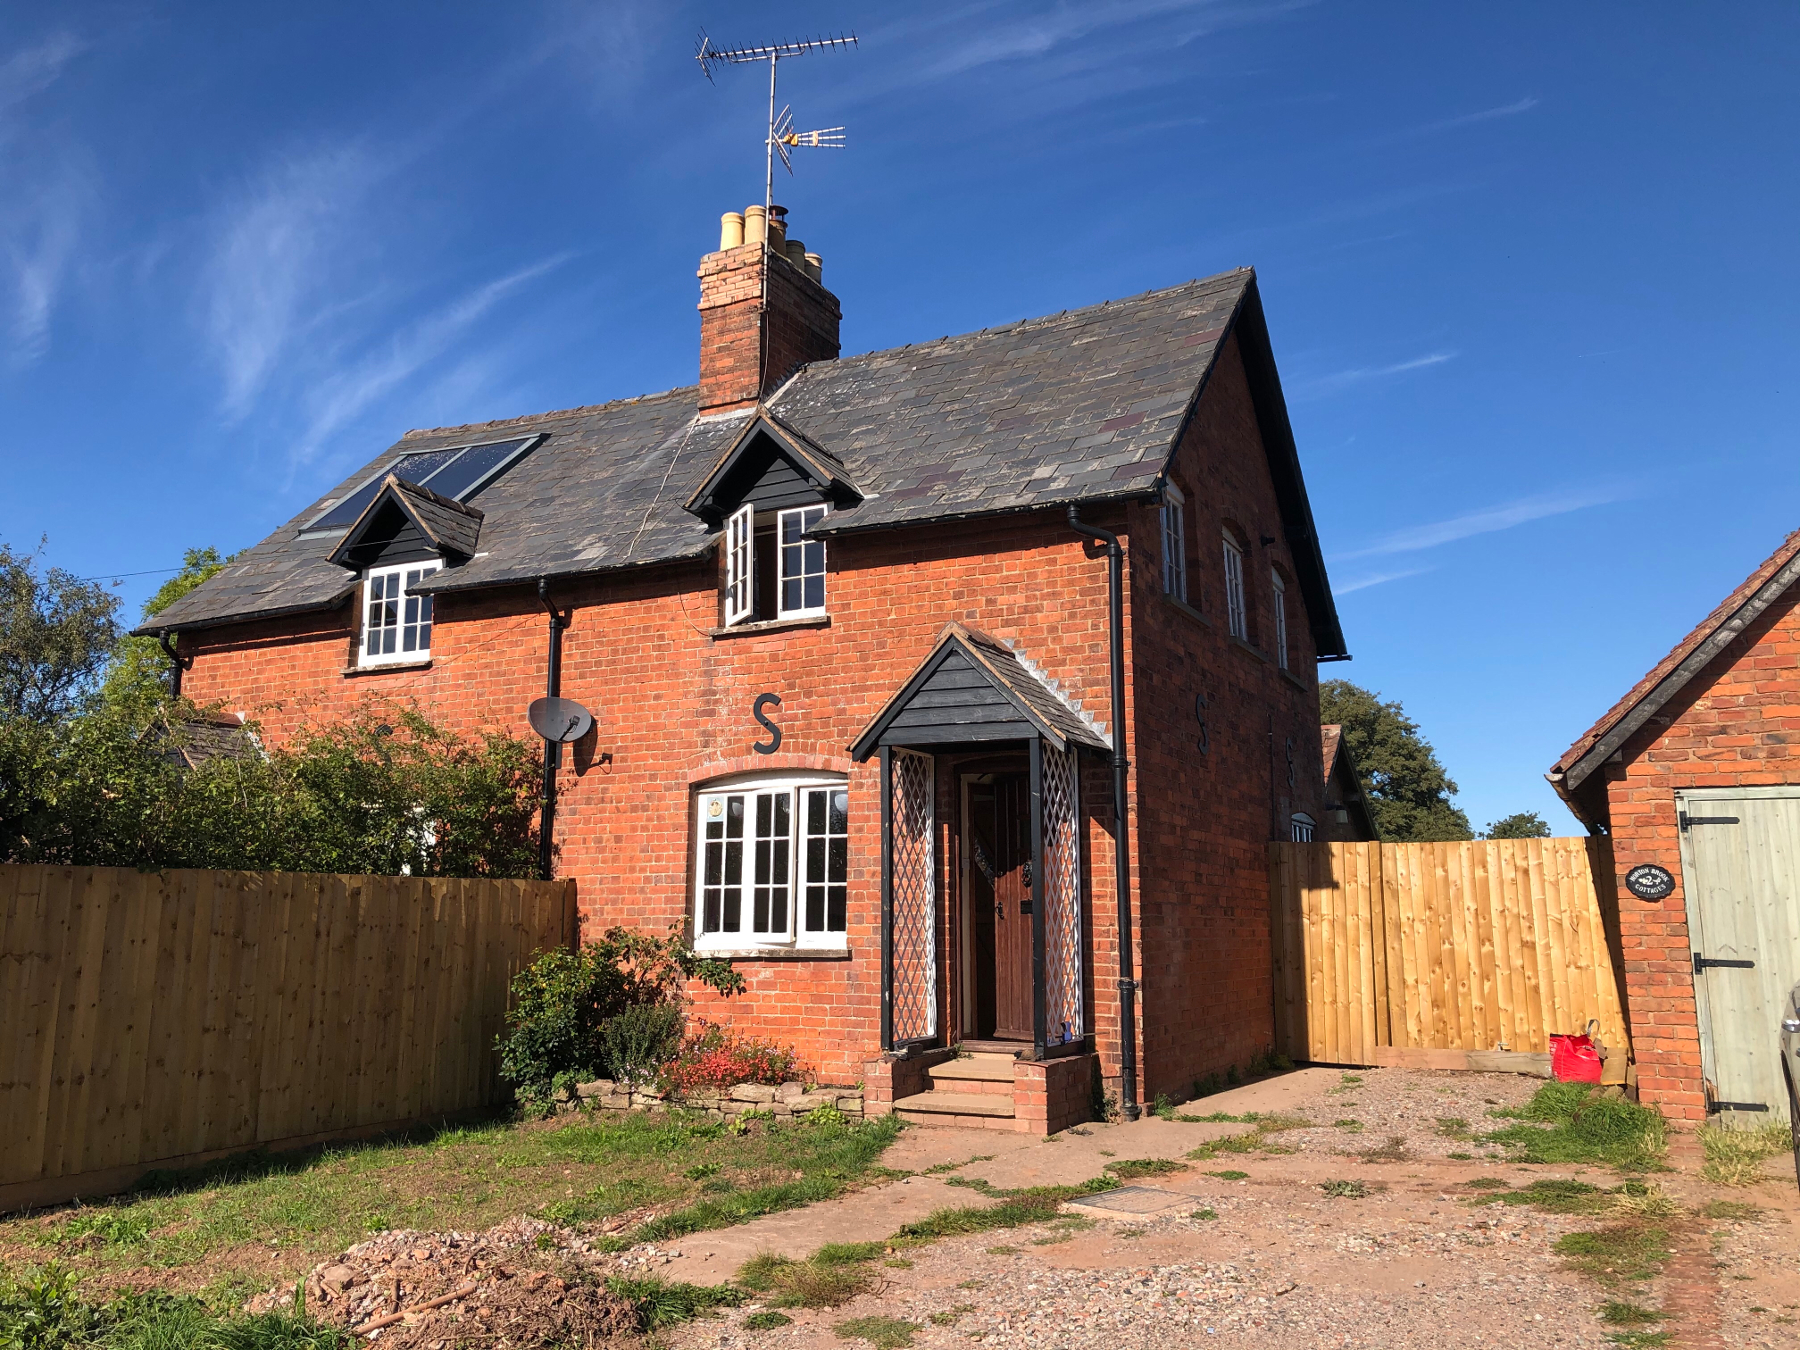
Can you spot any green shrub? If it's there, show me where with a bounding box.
[497,930,744,1096]
[601,1002,685,1086]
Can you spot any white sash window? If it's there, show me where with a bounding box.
[777,505,829,617]
[1223,531,1247,640]
[1160,485,1187,601]
[724,504,754,626]
[697,775,849,949]
[1272,569,1289,669]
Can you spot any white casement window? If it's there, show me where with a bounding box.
[696,776,849,949]
[1290,812,1316,843]
[1272,570,1289,669]
[1222,531,1247,639]
[1160,485,1187,601]
[777,505,829,617]
[361,560,439,666]
[724,504,754,626]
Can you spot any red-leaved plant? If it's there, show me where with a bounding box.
[661,1020,800,1093]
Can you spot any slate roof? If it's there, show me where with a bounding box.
[1550,528,1800,821]
[143,267,1344,654]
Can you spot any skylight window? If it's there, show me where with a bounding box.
[303,436,538,534]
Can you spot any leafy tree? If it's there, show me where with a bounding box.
[0,540,121,722]
[1319,679,1472,842]
[101,547,235,721]
[1483,811,1551,840]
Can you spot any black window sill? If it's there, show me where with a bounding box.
[1227,635,1269,665]
[696,946,852,960]
[343,659,433,677]
[1279,665,1311,692]
[709,614,831,640]
[1161,594,1213,628]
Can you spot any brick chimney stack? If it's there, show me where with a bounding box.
[697,204,841,413]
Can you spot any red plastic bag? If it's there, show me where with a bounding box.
[1550,1032,1604,1083]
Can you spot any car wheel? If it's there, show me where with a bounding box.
[1788,1058,1800,1193]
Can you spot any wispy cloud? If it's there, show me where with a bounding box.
[1334,488,1622,563]
[1335,566,1430,594]
[0,31,92,363]
[1298,350,1456,398]
[1382,96,1539,141]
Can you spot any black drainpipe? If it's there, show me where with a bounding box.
[158,632,189,699]
[537,578,572,882]
[1066,506,1141,1122]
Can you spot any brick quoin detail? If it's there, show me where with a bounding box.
[1587,584,1800,1121]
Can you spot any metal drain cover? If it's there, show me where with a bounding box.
[1065,1186,1198,1215]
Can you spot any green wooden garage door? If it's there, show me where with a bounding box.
[1678,787,1800,1125]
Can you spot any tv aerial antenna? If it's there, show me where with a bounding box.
[695,31,856,220]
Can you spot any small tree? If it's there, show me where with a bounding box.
[1483,811,1551,840]
[101,547,235,722]
[1320,680,1472,842]
[0,540,121,723]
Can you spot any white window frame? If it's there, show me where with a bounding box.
[724,504,754,626]
[776,504,829,618]
[694,774,849,951]
[1290,812,1316,843]
[1160,485,1187,601]
[1222,531,1247,639]
[1271,569,1289,669]
[359,559,439,667]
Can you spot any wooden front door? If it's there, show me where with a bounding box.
[1678,788,1800,1124]
[968,774,1033,1041]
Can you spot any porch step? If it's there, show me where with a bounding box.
[894,1090,1016,1120]
[927,1054,1016,1094]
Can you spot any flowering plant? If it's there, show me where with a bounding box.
[661,1021,799,1092]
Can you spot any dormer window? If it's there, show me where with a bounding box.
[722,503,829,626]
[362,560,439,666]
[779,506,828,617]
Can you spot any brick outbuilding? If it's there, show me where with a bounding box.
[141,206,1350,1131]
[1552,529,1800,1123]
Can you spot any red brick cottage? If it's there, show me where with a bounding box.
[142,207,1349,1132]
[1551,529,1800,1125]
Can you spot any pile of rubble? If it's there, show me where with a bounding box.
[559,1078,863,1121]
[253,1218,670,1348]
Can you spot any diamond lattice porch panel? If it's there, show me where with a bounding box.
[1041,742,1084,1042]
[890,749,937,1042]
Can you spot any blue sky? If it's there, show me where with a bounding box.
[3,2,1797,833]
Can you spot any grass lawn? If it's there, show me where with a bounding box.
[0,1109,902,1307]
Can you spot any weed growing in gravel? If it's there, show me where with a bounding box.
[1434,1117,1473,1141]
[1333,1119,1364,1132]
[984,1246,1018,1255]
[1208,1170,1249,1181]
[1604,1334,1670,1348]
[1447,1152,1475,1161]
[1355,1135,1410,1164]
[1319,1180,1369,1198]
[928,1304,976,1325]
[834,1314,918,1348]
[1029,1217,1096,1246]
[1192,1208,1218,1220]
[1599,1301,1666,1325]
[1465,1177,1510,1189]
[744,1310,793,1330]
[921,1154,995,1175]
[1554,1222,1671,1288]
[1185,1113,1307,1161]
[895,1181,1114,1241]
[956,1280,984,1290]
[1484,1083,1665,1172]
[1103,1158,1188,1179]
[1697,1122,1790,1186]
[883,1259,913,1269]
[1698,1199,1761,1221]
[605,1274,749,1329]
[736,1251,875,1310]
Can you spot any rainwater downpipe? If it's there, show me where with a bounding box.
[1066,506,1141,1122]
[159,631,190,698]
[537,578,571,882]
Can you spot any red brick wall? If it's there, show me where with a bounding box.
[1600,588,1800,1120]
[1126,332,1328,1104]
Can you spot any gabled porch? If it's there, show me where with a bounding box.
[849,624,1111,1133]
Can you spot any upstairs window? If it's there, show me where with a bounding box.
[1160,485,1187,601]
[721,504,828,626]
[1223,530,1247,639]
[1272,569,1289,669]
[1290,812,1315,843]
[304,435,538,535]
[361,560,438,666]
[695,775,849,948]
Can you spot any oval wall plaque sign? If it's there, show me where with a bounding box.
[1624,864,1675,902]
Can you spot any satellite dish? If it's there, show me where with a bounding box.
[528,696,594,744]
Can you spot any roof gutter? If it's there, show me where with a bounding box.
[1065,505,1141,1123]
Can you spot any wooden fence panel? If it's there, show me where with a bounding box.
[1269,838,1629,1064]
[0,864,574,1209]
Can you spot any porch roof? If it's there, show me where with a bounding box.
[849,623,1111,761]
